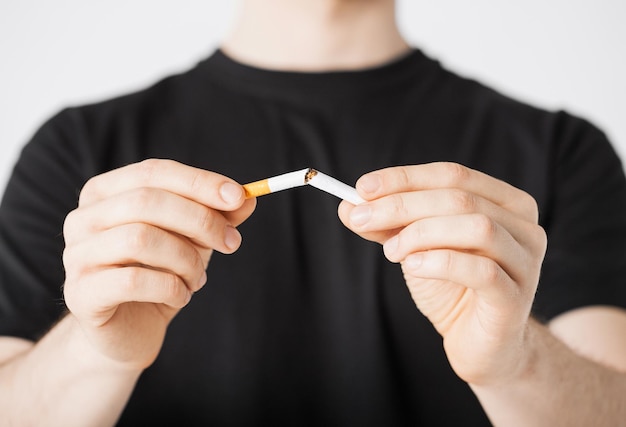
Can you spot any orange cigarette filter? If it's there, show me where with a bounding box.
[243,179,272,198]
[242,168,309,199]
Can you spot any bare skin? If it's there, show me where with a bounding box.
[338,162,626,425]
[61,160,255,369]
[222,0,410,71]
[0,159,256,426]
[2,0,626,425]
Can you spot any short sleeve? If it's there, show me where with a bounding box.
[0,109,92,340]
[532,112,626,321]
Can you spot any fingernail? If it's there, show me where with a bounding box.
[219,182,243,205]
[224,225,241,251]
[349,205,372,227]
[383,235,399,256]
[357,174,381,194]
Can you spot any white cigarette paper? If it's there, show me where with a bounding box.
[243,168,309,198]
[305,169,365,205]
[265,168,310,193]
[243,168,365,205]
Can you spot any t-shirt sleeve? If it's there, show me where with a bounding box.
[0,109,91,340]
[532,112,626,322]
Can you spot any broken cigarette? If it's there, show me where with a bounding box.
[305,169,365,205]
[242,168,309,198]
[243,168,365,205]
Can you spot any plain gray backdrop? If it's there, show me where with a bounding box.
[1,0,625,192]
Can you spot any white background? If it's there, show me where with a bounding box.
[1,0,625,193]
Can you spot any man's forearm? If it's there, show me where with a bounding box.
[0,314,141,427]
[471,318,626,426]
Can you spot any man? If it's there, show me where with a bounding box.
[1,0,625,425]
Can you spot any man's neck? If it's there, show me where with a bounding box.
[221,0,409,72]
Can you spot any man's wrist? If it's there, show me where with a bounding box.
[63,314,145,378]
[464,318,537,389]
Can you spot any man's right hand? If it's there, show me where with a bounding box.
[62,159,256,370]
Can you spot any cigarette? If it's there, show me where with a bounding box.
[305,169,365,205]
[243,168,365,205]
[243,168,309,198]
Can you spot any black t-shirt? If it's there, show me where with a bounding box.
[2,49,626,426]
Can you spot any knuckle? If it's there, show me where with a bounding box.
[123,224,154,254]
[449,189,476,213]
[481,258,503,284]
[390,193,409,218]
[200,248,214,266]
[161,273,178,299]
[129,187,156,211]
[61,247,70,268]
[196,206,216,233]
[435,250,454,272]
[191,251,205,275]
[441,162,470,187]
[531,224,548,254]
[396,166,412,188]
[175,248,204,287]
[62,280,78,312]
[407,220,427,243]
[63,274,99,320]
[526,194,541,223]
[416,220,428,240]
[516,191,540,222]
[63,209,80,241]
[119,267,142,294]
[61,247,77,272]
[78,176,99,206]
[136,158,162,184]
[162,274,186,307]
[470,213,498,243]
[188,170,206,195]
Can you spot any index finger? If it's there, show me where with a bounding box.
[356,162,538,222]
[79,159,245,211]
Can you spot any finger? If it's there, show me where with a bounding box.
[64,187,243,253]
[63,223,209,293]
[79,159,246,211]
[356,162,539,222]
[338,199,399,244]
[399,250,534,337]
[223,197,257,227]
[64,267,192,325]
[342,188,540,249]
[382,213,529,282]
[401,249,525,306]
